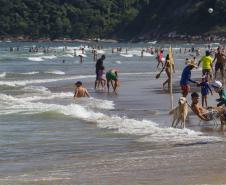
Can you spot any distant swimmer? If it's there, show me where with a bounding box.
[106,69,119,93]
[74,81,90,98]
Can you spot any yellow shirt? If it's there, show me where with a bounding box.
[201,56,213,70]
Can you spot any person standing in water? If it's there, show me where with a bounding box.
[156,49,164,69]
[198,50,213,81]
[106,69,119,93]
[79,55,83,63]
[93,49,97,62]
[197,75,213,107]
[211,80,226,107]
[161,54,175,91]
[180,61,198,97]
[97,66,106,89]
[212,47,226,83]
[95,55,105,89]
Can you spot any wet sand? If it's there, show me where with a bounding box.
[1,72,226,185]
[57,72,226,185]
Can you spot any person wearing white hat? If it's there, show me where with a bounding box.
[211,80,226,107]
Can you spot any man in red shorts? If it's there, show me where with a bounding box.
[180,61,198,97]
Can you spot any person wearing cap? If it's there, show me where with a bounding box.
[198,50,213,80]
[212,47,226,83]
[211,80,226,107]
[197,75,213,107]
[106,69,119,93]
[180,60,198,97]
[95,55,105,89]
[74,81,90,98]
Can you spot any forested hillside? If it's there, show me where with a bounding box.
[0,0,226,40]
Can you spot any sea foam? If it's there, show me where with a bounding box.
[0,95,221,145]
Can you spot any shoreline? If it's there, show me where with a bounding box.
[1,35,226,44]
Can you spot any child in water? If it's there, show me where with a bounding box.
[197,75,213,107]
[74,81,90,98]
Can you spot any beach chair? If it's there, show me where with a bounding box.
[198,108,220,128]
[187,103,221,128]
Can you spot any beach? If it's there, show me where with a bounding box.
[0,41,226,185]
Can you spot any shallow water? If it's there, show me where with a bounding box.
[0,41,226,184]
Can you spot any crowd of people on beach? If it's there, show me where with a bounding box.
[154,45,226,131]
[74,43,226,131]
[13,42,225,131]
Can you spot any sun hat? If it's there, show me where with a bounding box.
[211,80,222,88]
[187,60,198,68]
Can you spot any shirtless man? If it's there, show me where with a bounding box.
[191,92,225,130]
[212,47,226,82]
[191,92,213,121]
[74,81,90,98]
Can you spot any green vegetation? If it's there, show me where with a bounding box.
[0,0,226,40]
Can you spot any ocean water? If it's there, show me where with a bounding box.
[0,41,226,185]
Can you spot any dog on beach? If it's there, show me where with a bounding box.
[169,97,188,128]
